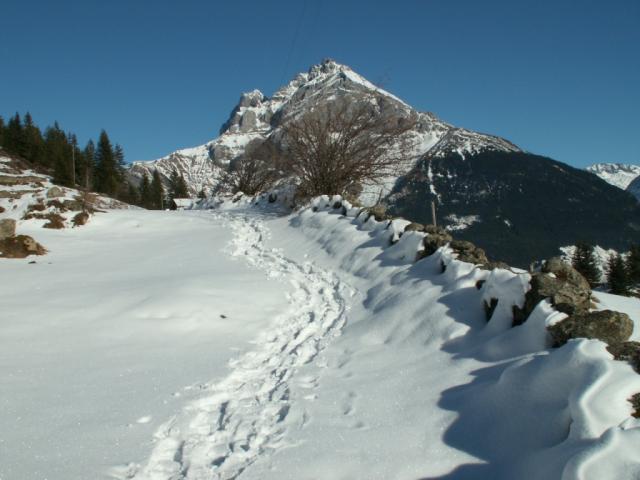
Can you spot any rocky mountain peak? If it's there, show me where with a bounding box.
[130,59,521,197]
[586,163,640,190]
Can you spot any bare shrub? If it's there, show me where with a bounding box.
[219,140,282,195]
[279,94,418,199]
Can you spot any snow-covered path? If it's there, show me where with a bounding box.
[2,205,640,480]
[133,212,353,479]
[0,211,291,480]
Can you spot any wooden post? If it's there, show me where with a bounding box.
[431,200,437,228]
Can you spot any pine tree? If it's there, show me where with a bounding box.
[572,242,600,287]
[150,170,165,210]
[23,113,44,165]
[0,115,5,147]
[83,140,96,190]
[168,169,189,200]
[5,113,26,156]
[626,244,640,285]
[608,253,630,296]
[94,130,119,196]
[140,173,152,209]
[46,122,73,186]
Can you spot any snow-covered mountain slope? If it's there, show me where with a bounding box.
[130,59,520,197]
[0,151,129,230]
[2,199,639,479]
[587,163,640,190]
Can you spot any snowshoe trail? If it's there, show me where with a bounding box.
[129,212,352,480]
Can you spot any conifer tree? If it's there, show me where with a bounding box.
[94,130,119,196]
[626,244,640,285]
[168,169,189,199]
[150,170,165,210]
[83,140,96,190]
[572,242,600,287]
[46,122,73,186]
[5,113,26,156]
[0,116,5,147]
[23,113,44,165]
[140,173,152,209]
[607,253,630,296]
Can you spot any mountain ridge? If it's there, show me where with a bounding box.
[129,59,520,199]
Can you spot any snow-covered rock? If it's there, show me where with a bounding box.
[587,163,640,190]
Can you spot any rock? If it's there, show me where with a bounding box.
[548,310,633,347]
[366,204,388,221]
[239,109,258,132]
[482,261,511,271]
[418,230,452,259]
[47,199,68,212]
[424,224,445,235]
[631,393,640,418]
[43,213,66,229]
[607,341,640,372]
[268,193,278,203]
[46,186,64,198]
[27,202,46,213]
[514,257,592,325]
[0,206,4,213]
[543,257,591,292]
[450,239,488,265]
[72,211,90,227]
[0,218,17,239]
[62,199,84,211]
[403,222,424,232]
[0,175,43,186]
[332,201,342,210]
[0,234,47,258]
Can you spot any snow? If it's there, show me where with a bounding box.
[560,244,619,283]
[587,163,640,190]
[2,195,639,479]
[445,213,481,231]
[0,211,287,480]
[593,291,640,341]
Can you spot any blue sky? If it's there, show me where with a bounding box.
[1,0,638,167]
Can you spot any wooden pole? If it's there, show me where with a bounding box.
[431,200,437,228]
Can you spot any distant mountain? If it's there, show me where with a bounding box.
[586,163,640,190]
[388,151,640,266]
[129,59,520,201]
[131,59,640,266]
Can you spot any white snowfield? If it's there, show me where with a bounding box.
[1,197,640,480]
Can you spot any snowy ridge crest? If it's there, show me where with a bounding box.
[130,59,521,196]
[587,163,640,190]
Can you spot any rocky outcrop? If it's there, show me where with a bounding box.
[0,235,46,258]
[0,218,16,240]
[403,222,424,232]
[607,341,640,373]
[450,239,488,265]
[513,257,592,325]
[548,310,634,347]
[418,227,452,259]
[46,186,64,198]
[72,211,90,227]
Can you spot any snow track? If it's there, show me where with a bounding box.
[130,212,352,480]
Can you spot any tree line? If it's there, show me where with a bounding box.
[572,241,640,296]
[0,112,190,209]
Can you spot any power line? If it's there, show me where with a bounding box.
[280,0,309,87]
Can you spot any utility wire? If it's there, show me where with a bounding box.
[280,0,309,87]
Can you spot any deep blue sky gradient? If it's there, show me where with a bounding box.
[1,0,638,167]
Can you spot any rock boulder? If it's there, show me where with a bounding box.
[548,310,633,347]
